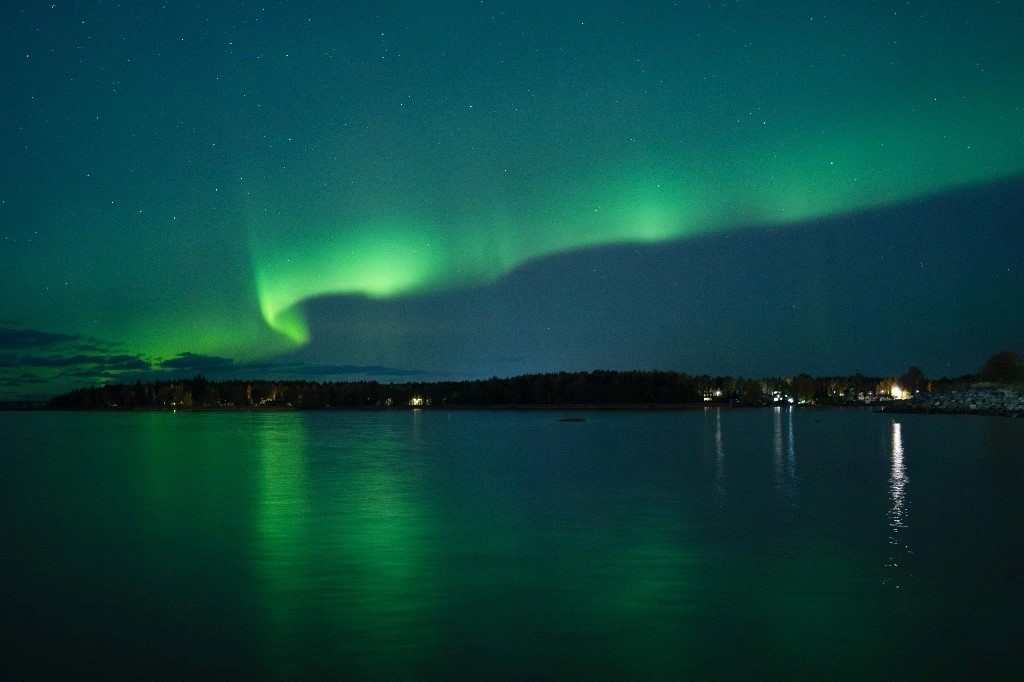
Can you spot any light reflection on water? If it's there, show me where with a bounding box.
[772,406,798,503]
[706,407,726,504]
[252,416,313,665]
[885,420,910,588]
[3,409,1020,678]
[251,412,721,676]
[787,408,796,490]
[252,414,442,676]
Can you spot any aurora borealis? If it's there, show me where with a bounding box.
[2,1,1022,397]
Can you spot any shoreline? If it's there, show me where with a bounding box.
[14,402,883,413]
[9,391,1023,416]
[880,386,1024,418]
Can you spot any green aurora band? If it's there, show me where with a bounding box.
[251,100,1024,346]
[5,0,1024,399]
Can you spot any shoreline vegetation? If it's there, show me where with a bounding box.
[15,350,1021,417]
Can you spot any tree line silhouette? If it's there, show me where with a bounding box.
[46,350,1022,410]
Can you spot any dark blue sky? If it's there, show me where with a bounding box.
[1,1,1022,397]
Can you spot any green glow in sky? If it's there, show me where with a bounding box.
[2,0,1022,393]
[252,97,1024,345]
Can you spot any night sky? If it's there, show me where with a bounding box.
[2,1,1022,398]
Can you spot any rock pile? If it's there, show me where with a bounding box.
[886,386,1024,417]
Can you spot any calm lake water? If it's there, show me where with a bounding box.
[1,408,1021,679]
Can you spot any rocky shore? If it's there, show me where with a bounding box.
[884,385,1024,417]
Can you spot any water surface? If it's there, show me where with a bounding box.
[1,408,1021,678]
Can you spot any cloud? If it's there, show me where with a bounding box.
[223,359,422,377]
[295,363,424,377]
[151,350,423,377]
[0,327,155,398]
[159,352,236,372]
[0,326,423,398]
[153,354,422,379]
[14,353,150,370]
[0,327,122,350]
[106,355,153,370]
[74,341,120,353]
[32,354,110,368]
[0,327,78,350]
[0,372,49,387]
[61,369,123,379]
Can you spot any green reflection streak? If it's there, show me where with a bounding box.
[252,414,440,675]
[320,419,441,666]
[569,521,708,676]
[252,413,313,664]
[251,101,1024,344]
